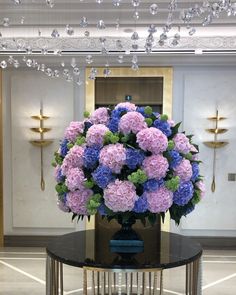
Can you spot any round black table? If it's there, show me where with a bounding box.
[46,230,202,295]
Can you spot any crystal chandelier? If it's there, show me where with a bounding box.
[0,0,236,84]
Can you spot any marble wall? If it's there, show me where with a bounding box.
[3,69,85,235]
[172,66,236,237]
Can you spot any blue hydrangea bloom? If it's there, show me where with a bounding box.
[153,119,172,137]
[136,107,149,118]
[173,181,194,206]
[133,195,148,213]
[98,204,107,216]
[126,148,145,170]
[60,139,69,157]
[56,168,64,183]
[143,179,164,192]
[108,117,120,133]
[83,146,100,169]
[111,107,128,118]
[92,166,114,189]
[191,162,199,181]
[169,150,182,169]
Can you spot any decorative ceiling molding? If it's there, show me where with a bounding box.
[1,36,236,54]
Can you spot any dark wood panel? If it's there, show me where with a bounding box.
[95,77,163,106]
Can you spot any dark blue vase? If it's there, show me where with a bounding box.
[109,216,144,254]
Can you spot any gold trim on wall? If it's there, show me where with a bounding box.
[85,67,173,231]
[0,69,3,246]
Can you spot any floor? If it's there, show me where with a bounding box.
[0,248,235,295]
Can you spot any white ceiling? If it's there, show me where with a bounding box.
[1,0,236,65]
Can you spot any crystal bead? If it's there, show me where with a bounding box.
[51,29,60,38]
[116,40,123,50]
[20,16,25,24]
[3,18,10,27]
[86,55,93,64]
[26,59,33,67]
[45,68,53,77]
[66,25,74,36]
[13,60,20,68]
[80,17,88,28]
[13,0,22,4]
[71,58,76,68]
[113,0,122,6]
[97,20,106,29]
[150,3,158,15]
[131,63,139,71]
[54,70,60,78]
[96,0,103,3]
[148,24,157,33]
[132,43,138,50]
[117,55,123,63]
[189,27,196,36]
[103,68,111,77]
[46,0,55,8]
[63,69,69,76]
[132,55,138,63]
[84,31,90,37]
[132,0,140,7]
[76,78,83,86]
[0,61,7,69]
[73,67,80,75]
[131,32,139,40]
[61,61,65,67]
[133,11,139,19]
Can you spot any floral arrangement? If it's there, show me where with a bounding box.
[53,102,205,225]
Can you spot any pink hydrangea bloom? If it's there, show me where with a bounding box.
[136,127,168,154]
[61,146,84,176]
[196,180,206,198]
[57,200,70,212]
[174,159,192,181]
[168,119,175,127]
[99,143,126,173]
[104,179,138,212]
[65,167,85,191]
[146,186,173,213]
[119,111,147,134]
[66,188,93,215]
[192,154,199,161]
[90,107,110,125]
[173,133,191,154]
[86,124,109,147]
[64,121,84,142]
[115,102,137,111]
[142,154,169,179]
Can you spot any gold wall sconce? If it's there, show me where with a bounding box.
[204,110,228,192]
[30,106,53,191]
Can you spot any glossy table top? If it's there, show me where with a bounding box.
[46,229,202,270]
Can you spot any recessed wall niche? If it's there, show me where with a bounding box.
[95,77,163,113]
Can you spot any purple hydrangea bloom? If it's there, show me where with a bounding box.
[191,162,199,181]
[60,139,69,157]
[83,146,100,169]
[143,178,164,192]
[126,148,145,170]
[173,181,194,206]
[133,195,148,213]
[92,165,114,189]
[108,117,120,133]
[153,119,172,137]
[169,150,182,169]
